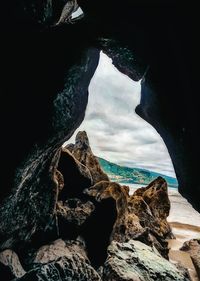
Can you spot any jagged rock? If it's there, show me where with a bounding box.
[58,148,93,200]
[65,131,109,184]
[133,177,173,239]
[0,47,100,251]
[131,177,173,258]
[180,239,200,279]
[15,239,101,281]
[0,249,26,278]
[57,199,95,227]
[103,240,190,281]
[84,178,172,259]
[85,181,146,243]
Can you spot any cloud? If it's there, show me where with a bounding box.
[64,52,176,178]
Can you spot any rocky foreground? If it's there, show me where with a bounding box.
[0,131,197,280]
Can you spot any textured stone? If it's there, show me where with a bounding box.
[103,240,190,281]
[133,177,173,239]
[180,239,200,279]
[85,181,145,243]
[65,131,109,184]
[84,178,171,258]
[16,239,102,281]
[0,249,26,279]
[58,148,93,200]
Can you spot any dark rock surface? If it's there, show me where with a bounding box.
[1,0,199,213]
[0,130,191,280]
[103,240,190,281]
[180,239,200,279]
[85,176,172,259]
[58,148,93,200]
[65,131,109,183]
[16,239,102,281]
[0,249,26,278]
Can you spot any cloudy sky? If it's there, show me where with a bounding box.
[65,52,176,178]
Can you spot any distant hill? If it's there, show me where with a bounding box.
[98,157,178,188]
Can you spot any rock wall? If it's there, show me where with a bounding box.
[0,131,191,280]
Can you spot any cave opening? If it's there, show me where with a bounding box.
[61,51,200,264]
[64,51,177,187]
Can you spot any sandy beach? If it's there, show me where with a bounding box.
[167,189,200,281]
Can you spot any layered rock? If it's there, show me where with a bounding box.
[180,239,200,279]
[57,148,93,200]
[102,240,190,281]
[65,131,109,184]
[0,131,189,280]
[16,239,101,281]
[84,181,146,243]
[84,176,172,258]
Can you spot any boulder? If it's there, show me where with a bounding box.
[57,148,93,200]
[132,177,173,238]
[84,178,171,258]
[65,131,109,184]
[84,181,146,244]
[0,249,26,278]
[180,239,200,279]
[16,239,102,281]
[103,240,190,281]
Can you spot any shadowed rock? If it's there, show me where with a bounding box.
[65,131,109,184]
[180,239,200,279]
[58,148,93,200]
[16,239,102,281]
[85,177,172,258]
[0,249,26,279]
[85,181,145,243]
[103,240,190,281]
[133,177,172,239]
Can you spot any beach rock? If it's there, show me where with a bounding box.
[65,131,109,184]
[0,249,26,278]
[33,239,88,264]
[85,177,172,258]
[16,239,102,281]
[84,181,146,244]
[103,240,190,281]
[58,148,93,200]
[180,239,200,279]
[133,177,173,238]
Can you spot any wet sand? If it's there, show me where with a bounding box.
[168,190,200,281]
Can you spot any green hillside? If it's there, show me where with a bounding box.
[98,157,178,188]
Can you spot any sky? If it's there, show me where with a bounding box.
[64,52,176,178]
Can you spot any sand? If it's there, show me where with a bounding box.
[167,190,200,281]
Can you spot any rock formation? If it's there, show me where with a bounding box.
[103,240,190,281]
[84,180,146,243]
[16,239,102,281]
[0,130,191,280]
[132,177,173,239]
[1,0,200,279]
[65,131,109,184]
[0,249,26,278]
[180,239,200,279]
[84,175,172,259]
